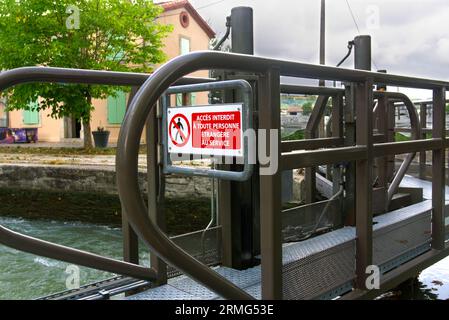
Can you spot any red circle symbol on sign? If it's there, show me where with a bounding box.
[169,113,190,147]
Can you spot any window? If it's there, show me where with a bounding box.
[190,93,196,105]
[23,100,39,125]
[107,90,127,124]
[180,37,190,55]
[176,94,183,106]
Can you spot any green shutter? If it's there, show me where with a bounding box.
[176,94,183,106]
[23,100,39,125]
[180,37,190,55]
[190,93,196,105]
[107,90,127,124]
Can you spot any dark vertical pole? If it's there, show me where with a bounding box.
[419,102,427,179]
[376,96,388,211]
[122,86,140,265]
[259,68,282,299]
[353,35,373,288]
[386,99,396,182]
[345,35,371,225]
[319,0,325,86]
[376,70,388,211]
[355,80,374,289]
[318,0,326,137]
[122,214,139,263]
[147,100,167,285]
[432,88,446,250]
[219,6,257,269]
[230,7,254,55]
[332,93,344,225]
[354,35,371,71]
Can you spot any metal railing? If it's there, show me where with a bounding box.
[116,50,449,299]
[0,66,213,284]
[161,79,254,181]
[1,49,449,300]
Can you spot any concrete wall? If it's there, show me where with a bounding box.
[0,164,305,202]
[0,164,213,199]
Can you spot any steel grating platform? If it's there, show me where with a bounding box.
[127,175,444,300]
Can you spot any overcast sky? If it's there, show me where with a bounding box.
[186,0,449,99]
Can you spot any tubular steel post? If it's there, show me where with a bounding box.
[376,95,388,211]
[319,0,325,87]
[431,88,446,250]
[386,99,396,182]
[419,102,428,179]
[220,6,258,269]
[355,80,374,289]
[354,35,372,71]
[122,86,140,265]
[345,35,371,225]
[375,70,388,209]
[332,93,344,223]
[259,68,283,300]
[354,36,373,288]
[147,101,167,285]
[230,7,254,55]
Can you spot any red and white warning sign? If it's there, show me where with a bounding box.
[167,104,243,156]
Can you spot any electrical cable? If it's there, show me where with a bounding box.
[344,0,379,70]
[212,16,231,51]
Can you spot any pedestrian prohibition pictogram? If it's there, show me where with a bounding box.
[167,104,243,157]
[169,113,190,147]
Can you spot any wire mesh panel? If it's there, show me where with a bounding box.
[281,200,433,300]
[282,198,341,243]
[168,226,222,278]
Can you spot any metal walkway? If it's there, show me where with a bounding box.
[128,174,444,300]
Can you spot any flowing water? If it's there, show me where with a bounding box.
[0,213,448,299]
[0,216,149,300]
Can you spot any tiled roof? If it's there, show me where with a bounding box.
[158,0,215,38]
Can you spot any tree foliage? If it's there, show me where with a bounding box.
[302,101,313,116]
[0,0,172,147]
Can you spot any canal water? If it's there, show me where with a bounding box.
[0,213,448,299]
[0,216,149,299]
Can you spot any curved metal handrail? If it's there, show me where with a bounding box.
[116,50,449,300]
[0,50,443,299]
[375,92,421,205]
[0,67,211,282]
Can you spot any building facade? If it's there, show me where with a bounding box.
[2,0,215,144]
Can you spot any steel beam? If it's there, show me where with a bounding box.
[219,6,258,269]
[341,245,449,300]
[281,137,344,152]
[355,80,374,289]
[122,86,140,266]
[432,88,446,250]
[305,95,330,203]
[281,146,367,170]
[419,102,428,179]
[147,102,167,285]
[258,68,283,299]
[373,139,442,157]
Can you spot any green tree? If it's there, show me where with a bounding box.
[302,101,313,116]
[0,0,171,148]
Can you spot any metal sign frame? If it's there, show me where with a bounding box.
[161,79,254,182]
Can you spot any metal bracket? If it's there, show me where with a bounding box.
[161,79,254,181]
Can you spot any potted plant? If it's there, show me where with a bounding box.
[92,125,110,148]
